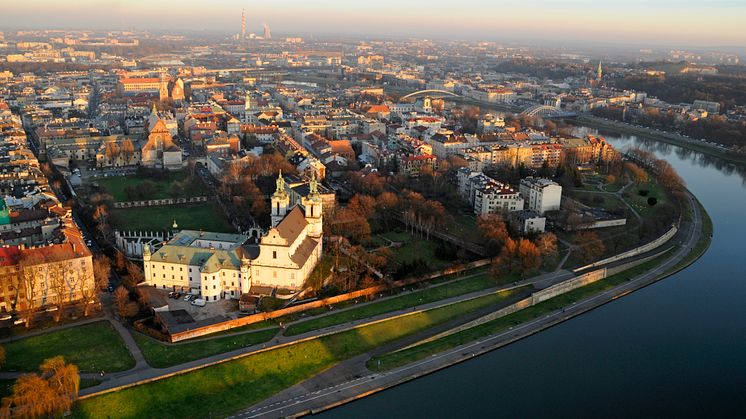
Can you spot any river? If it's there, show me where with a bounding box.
[320,132,746,418]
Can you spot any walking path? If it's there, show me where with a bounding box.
[0,192,693,413]
[237,192,703,418]
[74,268,572,396]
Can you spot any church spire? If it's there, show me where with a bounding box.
[274,170,286,197]
[597,60,603,80]
[309,171,319,196]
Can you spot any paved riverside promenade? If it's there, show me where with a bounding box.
[235,192,703,419]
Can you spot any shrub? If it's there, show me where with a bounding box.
[647,197,658,206]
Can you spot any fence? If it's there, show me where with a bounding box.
[113,196,208,209]
[167,257,492,342]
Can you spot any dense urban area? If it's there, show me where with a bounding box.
[0,25,721,417]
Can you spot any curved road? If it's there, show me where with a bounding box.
[236,192,703,418]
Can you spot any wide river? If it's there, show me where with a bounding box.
[321,132,746,418]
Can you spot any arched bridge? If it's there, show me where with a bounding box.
[400,89,461,101]
[521,104,577,118]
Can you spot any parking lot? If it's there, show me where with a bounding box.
[164,292,238,321]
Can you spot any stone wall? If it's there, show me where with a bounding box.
[573,225,677,272]
[113,196,208,209]
[168,258,493,342]
[531,268,607,305]
[114,230,173,258]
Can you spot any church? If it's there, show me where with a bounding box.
[142,173,323,301]
[141,105,183,170]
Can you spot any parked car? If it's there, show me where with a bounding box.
[0,314,12,321]
[191,298,206,307]
[168,292,175,298]
[45,306,58,312]
[183,294,192,302]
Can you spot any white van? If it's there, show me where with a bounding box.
[191,298,206,307]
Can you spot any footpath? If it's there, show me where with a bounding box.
[236,192,704,419]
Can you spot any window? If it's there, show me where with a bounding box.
[189,268,192,273]
[273,251,277,259]
[162,274,165,278]
[213,285,216,289]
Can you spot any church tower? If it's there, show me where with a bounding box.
[597,61,603,80]
[271,171,289,227]
[159,74,169,101]
[302,173,323,238]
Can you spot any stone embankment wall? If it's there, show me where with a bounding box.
[407,249,672,348]
[573,225,677,272]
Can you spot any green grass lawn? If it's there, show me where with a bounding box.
[0,378,101,400]
[570,191,623,212]
[133,328,279,369]
[626,181,669,217]
[110,202,234,233]
[2,321,135,373]
[284,272,520,336]
[378,230,452,270]
[73,288,524,419]
[369,255,669,371]
[95,171,205,202]
[601,182,625,193]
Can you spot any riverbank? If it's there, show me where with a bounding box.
[239,190,709,418]
[574,115,746,167]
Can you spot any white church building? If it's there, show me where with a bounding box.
[143,173,323,302]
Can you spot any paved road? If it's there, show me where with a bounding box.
[236,192,703,419]
[71,267,572,396]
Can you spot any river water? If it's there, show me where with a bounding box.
[321,132,746,418]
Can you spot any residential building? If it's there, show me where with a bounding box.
[520,177,562,214]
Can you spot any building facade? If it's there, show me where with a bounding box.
[519,177,562,214]
[143,174,323,301]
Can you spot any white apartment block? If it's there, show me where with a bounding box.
[457,168,524,216]
[519,177,562,214]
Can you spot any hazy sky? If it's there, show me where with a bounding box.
[1,0,745,46]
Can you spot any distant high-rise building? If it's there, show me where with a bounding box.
[597,61,603,80]
[263,24,271,40]
[241,9,246,40]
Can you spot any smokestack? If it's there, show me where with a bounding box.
[241,9,246,40]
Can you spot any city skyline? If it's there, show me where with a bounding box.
[2,0,746,47]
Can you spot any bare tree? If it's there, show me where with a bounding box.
[113,286,130,318]
[47,263,68,323]
[92,255,111,291]
[18,254,42,328]
[77,265,97,317]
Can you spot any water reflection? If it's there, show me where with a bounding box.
[320,126,746,418]
[574,127,746,184]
